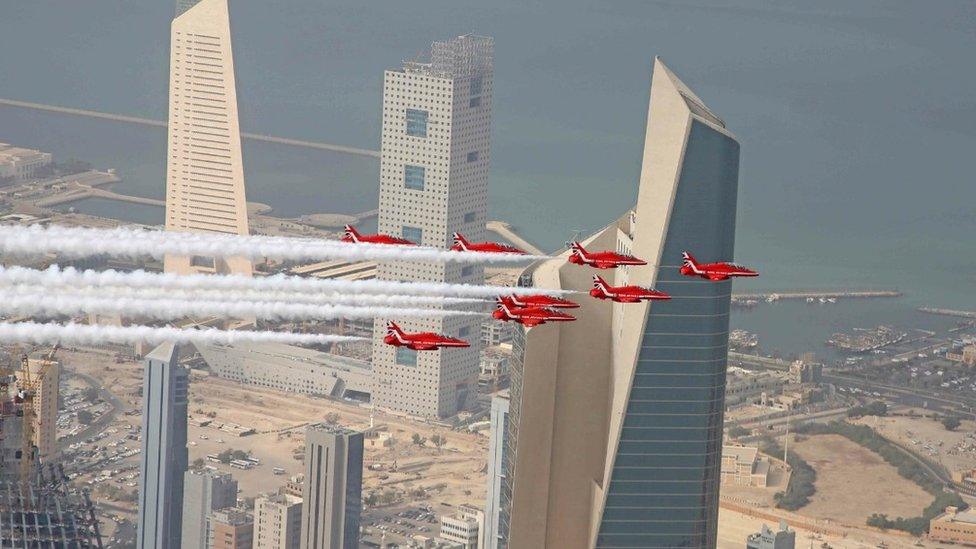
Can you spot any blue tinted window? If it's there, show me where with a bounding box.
[469,96,481,108]
[470,76,483,96]
[404,165,425,190]
[402,226,422,244]
[464,212,476,223]
[461,265,474,277]
[459,326,470,338]
[467,151,479,163]
[395,347,417,367]
[405,109,428,137]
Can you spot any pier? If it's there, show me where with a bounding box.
[0,97,380,158]
[732,290,902,301]
[918,307,976,319]
[486,220,546,255]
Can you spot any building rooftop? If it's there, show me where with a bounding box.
[938,507,976,524]
[400,34,494,80]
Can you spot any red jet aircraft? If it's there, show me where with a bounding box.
[568,242,647,269]
[342,225,417,246]
[501,294,579,309]
[492,301,576,327]
[450,233,527,255]
[679,252,758,281]
[383,322,470,351]
[590,275,671,303]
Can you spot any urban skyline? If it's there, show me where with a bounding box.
[0,2,972,549]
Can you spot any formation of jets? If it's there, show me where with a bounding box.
[341,227,757,350]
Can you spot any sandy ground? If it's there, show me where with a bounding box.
[717,507,923,549]
[792,434,930,525]
[855,412,976,474]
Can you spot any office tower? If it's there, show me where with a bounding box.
[371,35,494,418]
[183,469,240,549]
[175,0,201,17]
[0,465,102,546]
[165,0,252,276]
[208,508,255,549]
[137,343,189,549]
[254,492,303,549]
[299,424,363,549]
[482,392,509,549]
[19,356,60,462]
[503,58,740,548]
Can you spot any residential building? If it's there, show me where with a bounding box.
[503,58,741,548]
[371,35,494,418]
[931,506,976,546]
[195,342,371,400]
[285,474,304,498]
[254,492,303,549]
[721,445,770,487]
[20,356,60,462]
[478,351,508,385]
[165,0,251,276]
[208,508,254,549]
[789,361,823,384]
[481,321,512,347]
[182,469,239,549]
[137,343,189,549]
[439,505,483,549]
[300,424,364,549]
[746,522,796,549]
[0,143,52,180]
[725,368,788,407]
[482,392,509,549]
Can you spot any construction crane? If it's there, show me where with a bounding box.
[17,343,59,484]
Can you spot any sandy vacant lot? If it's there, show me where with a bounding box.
[792,434,929,525]
[855,412,976,474]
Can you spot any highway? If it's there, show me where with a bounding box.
[0,97,380,158]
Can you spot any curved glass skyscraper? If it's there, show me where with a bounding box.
[502,58,740,549]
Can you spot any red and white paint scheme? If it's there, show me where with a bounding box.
[589,275,671,303]
[492,300,576,327]
[341,225,417,246]
[383,322,470,351]
[567,242,647,269]
[502,294,579,309]
[450,233,528,255]
[679,251,758,281]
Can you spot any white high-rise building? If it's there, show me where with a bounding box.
[165,0,251,276]
[371,35,494,418]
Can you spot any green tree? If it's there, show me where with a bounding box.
[77,410,95,425]
[942,416,962,431]
[82,387,99,404]
[411,433,426,447]
[430,434,447,451]
[325,412,340,425]
[364,492,379,506]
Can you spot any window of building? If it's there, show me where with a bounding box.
[463,212,477,223]
[402,225,423,244]
[459,326,471,338]
[405,109,428,137]
[469,96,481,108]
[467,151,479,163]
[396,347,418,367]
[470,76,483,96]
[461,265,474,277]
[404,165,425,190]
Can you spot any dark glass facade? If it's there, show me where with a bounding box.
[596,119,740,548]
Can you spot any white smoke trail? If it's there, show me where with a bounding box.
[0,265,567,298]
[0,282,485,308]
[0,321,365,346]
[0,291,486,322]
[0,225,548,264]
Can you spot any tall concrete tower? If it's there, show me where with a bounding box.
[503,58,741,549]
[137,343,189,549]
[165,0,251,276]
[299,424,363,549]
[371,35,493,418]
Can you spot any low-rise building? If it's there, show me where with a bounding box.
[208,508,254,549]
[439,505,483,549]
[479,351,509,385]
[746,521,795,549]
[481,321,512,347]
[725,368,788,407]
[930,506,976,546]
[948,345,976,367]
[721,445,770,487]
[0,143,52,180]
[789,360,823,384]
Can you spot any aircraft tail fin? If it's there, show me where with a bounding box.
[682,251,700,271]
[343,225,360,241]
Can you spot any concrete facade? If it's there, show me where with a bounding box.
[20,357,60,462]
[165,0,251,276]
[209,508,255,549]
[439,505,484,549]
[300,424,364,549]
[503,58,740,548]
[254,493,303,549]
[930,506,976,546]
[0,143,52,180]
[182,469,239,549]
[137,343,189,549]
[371,35,493,418]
